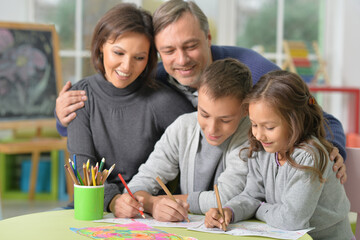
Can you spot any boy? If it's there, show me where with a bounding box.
[110,58,252,222]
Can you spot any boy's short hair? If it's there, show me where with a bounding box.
[198,58,252,101]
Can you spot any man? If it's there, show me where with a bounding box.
[56,0,346,204]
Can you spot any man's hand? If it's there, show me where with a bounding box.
[330,147,347,184]
[109,193,145,218]
[55,81,87,127]
[151,197,189,222]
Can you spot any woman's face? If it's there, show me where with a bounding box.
[101,32,150,88]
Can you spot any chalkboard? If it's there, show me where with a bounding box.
[0,22,62,128]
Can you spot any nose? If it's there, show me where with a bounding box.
[254,128,264,141]
[207,119,218,135]
[121,56,131,73]
[176,49,189,66]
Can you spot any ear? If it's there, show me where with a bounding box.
[207,31,212,47]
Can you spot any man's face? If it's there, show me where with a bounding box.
[155,11,212,88]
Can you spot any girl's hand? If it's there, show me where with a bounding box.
[204,207,232,230]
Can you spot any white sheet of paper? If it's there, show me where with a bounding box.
[94,213,205,228]
[188,221,314,240]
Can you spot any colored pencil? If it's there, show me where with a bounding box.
[214,184,227,231]
[64,164,79,185]
[118,173,145,219]
[73,154,78,181]
[86,159,90,171]
[99,158,105,172]
[82,163,88,186]
[156,176,190,223]
[102,164,115,183]
[91,165,96,186]
[76,169,85,185]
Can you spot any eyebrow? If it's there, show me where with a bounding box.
[158,38,199,51]
[249,118,277,125]
[199,107,234,119]
[112,45,148,55]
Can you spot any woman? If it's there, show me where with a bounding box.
[66,3,193,214]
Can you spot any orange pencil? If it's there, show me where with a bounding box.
[118,173,145,219]
[214,184,227,231]
[156,176,190,223]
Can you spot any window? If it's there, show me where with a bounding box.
[31,0,322,84]
[33,0,121,84]
[235,0,321,65]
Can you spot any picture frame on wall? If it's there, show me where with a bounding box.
[0,22,62,130]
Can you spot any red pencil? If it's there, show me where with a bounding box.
[118,173,145,218]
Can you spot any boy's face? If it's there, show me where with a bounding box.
[197,87,243,146]
[249,100,289,153]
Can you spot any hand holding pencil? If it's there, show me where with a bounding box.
[214,184,227,231]
[118,173,146,219]
[204,184,231,231]
[155,176,190,223]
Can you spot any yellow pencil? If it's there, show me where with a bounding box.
[91,165,96,186]
[156,176,190,223]
[214,184,227,231]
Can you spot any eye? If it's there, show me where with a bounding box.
[252,124,257,128]
[161,49,175,55]
[266,127,275,130]
[200,113,209,118]
[221,119,232,123]
[135,56,146,61]
[114,51,123,56]
[186,43,198,50]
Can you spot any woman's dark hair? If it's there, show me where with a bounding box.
[91,3,157,87]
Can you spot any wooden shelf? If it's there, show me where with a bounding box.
[0,138,68,201]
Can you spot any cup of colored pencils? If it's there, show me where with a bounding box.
[64,156,115,220]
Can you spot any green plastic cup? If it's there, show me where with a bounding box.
[74,184,104,220]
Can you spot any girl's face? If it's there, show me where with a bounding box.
[101,32,150,88]
[197,87,243,146]
[249,100,289,153]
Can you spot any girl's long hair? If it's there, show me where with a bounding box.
[242,70,333,182]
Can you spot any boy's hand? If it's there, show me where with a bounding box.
[330,147,347,184]
[55,81,87,127]
[151,197,189,222]
[110,193,144,218]
[205,207,232,230]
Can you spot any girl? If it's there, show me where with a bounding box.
[204,70,354,240]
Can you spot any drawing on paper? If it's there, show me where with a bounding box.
[71,222,197,240]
